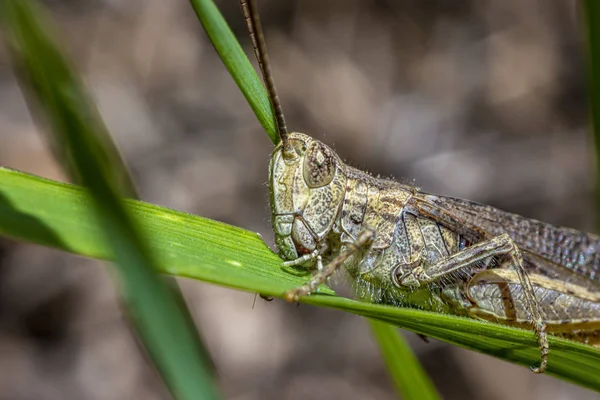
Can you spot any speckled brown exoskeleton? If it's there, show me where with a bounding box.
[241,0,600,375]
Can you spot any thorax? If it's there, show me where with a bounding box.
[329,167,467,288]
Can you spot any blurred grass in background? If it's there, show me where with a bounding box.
[1,1,219,399]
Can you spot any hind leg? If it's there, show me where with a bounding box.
[394,233,548,373]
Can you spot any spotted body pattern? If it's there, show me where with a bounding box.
[269,132,600,349]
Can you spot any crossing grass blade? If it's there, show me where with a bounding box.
[1,2,220,399]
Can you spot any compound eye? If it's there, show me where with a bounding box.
[303,141,336,188]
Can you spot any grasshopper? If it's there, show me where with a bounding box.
[241,0,600,374]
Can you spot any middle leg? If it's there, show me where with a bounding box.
[284,228,375,302]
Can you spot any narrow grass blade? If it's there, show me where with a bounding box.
[189,0,278,144]
[1,167,599,392]
[1,2,219,399]
[1,5,137,198]
[369,321,440,400]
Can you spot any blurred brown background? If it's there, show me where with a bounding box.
[0,0,598,399]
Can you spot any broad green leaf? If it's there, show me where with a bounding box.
[1,2,219,399]
[1,167,599,392]
[369,321,440,400]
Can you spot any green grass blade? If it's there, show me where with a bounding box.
[1,2,219,399]
[1,3,137,198]
[189,0,278,144]
[369,321,440,400]
[1,167,599,392]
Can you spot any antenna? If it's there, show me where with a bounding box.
[240,0,289,147]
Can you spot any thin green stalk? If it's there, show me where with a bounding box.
[369,321,440,400]
[189,0,278,144]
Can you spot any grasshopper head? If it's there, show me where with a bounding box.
[269,132,347,261]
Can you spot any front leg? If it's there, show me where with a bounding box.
[281,249,320,269]
[394,233,548,374]
[284,228,375,302]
